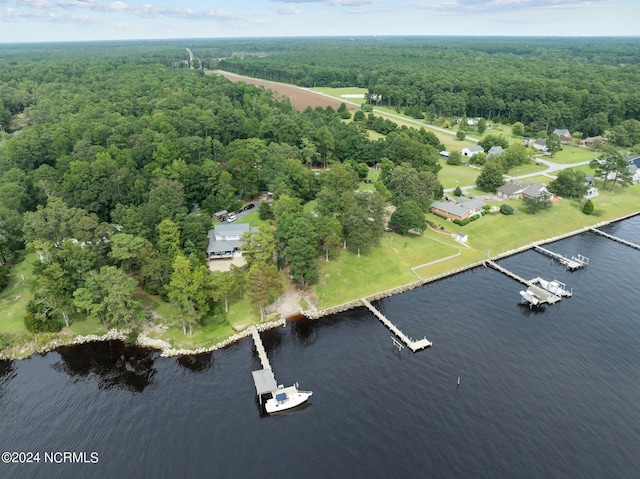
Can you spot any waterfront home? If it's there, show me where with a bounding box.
[431,197,485,221]
[496,180,549,200]
[207,223,257,260]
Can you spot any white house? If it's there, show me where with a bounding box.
[207,223,257,259]
[461,145,483,157]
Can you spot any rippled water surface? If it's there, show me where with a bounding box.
[1,218,639,478]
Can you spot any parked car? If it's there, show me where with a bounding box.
[244,203,255,210]
[227,214,237,222]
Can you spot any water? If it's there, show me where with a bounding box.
[1,218,639,479]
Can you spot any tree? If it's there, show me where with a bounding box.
[582,199,595,215]
[546,133,561,157]
[512,122,525,137]
[340,191,385,256]
[386,163,441,211]
[476,161,505,192]
[245,262,284,321]
[73,266,141,331]
[456,130,466,141]
[590,146,631,192]
[479,134,509,153]
[523,192,552,214]
[240,225,277,268]
[167,255,213,335]
[477,118,487,135]
[446,151,463,166]
[314,214,342,262]
[548,169,588,199]
[453,186,462,197]
[156,219,181,260]
[108,233,145,274]
[389,201,426,234]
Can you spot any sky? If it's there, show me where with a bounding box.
[0,0,638,43]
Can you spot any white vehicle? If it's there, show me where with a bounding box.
[227,214,237,222]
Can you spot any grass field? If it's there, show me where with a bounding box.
[0,254,35,333]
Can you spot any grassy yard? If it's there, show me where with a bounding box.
[0,254,35,333]
[314,232,462,307]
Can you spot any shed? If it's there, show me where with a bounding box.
[214,210,228,222]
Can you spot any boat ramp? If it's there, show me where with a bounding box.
[590,228,640,250]
[533,246,589,270]
[360,298,432,352]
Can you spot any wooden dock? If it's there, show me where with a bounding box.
[361,298,432,352]
[590,228,640,250]
[533,246,588,270]
[250,326,272,371]
[484,260,530,285]
[484,261,561,305]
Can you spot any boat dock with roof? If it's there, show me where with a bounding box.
[361,298,432,352]
[533,246,589,270]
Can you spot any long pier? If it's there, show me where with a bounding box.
[361,298,432,352]
[484,260,530,285]
[250,326,273,372]
[590,228,640,250]
[483,260,561,305]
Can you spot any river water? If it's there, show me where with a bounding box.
[1,218,639,479]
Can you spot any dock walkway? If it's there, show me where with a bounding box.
[250,325,272,372]
[533,246,587,270]
[590,228,640,250]
[361,298,432,352]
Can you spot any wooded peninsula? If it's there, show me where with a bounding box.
[1,37,639,359]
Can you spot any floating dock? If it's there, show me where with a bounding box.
[361,298,432,352]
[484,260,561,305]
[590,228,640,250]
[533,246,588,270]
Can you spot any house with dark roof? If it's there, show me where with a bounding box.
[207,223,258,260]
[553,129,572,144]
[431,197,486,221]
[496,180,549,200]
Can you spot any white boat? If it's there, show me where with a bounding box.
[537,278,572,297]
[265,384,312,414]
[519,289,541,307]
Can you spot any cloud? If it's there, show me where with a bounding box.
[405,0,606,15]
[273,0,380,5]
[271,5,302,14]
[1,0,264,24]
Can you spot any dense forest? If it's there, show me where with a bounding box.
[218,37,640,141]
[0,41,444,335]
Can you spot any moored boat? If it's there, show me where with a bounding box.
[537,278,572,297]
[265,384,313,414]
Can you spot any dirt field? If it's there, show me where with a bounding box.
[213,70,360,112]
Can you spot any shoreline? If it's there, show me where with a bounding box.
[3,211,637,361]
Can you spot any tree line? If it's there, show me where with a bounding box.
[0,44,445,335]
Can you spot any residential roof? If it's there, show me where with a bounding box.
[496,180,547,198]
[463,145,483,153]
[431,197,485,217]
[534,138,546,146]
[553,128,571,137]
[207,223,256,255]
[487,146,504,158]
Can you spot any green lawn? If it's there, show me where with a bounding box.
[315,232,462,307]
[0,253,35,333]
[438,162,482,189]
[544,145,598,165]
[312,87,368,99]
